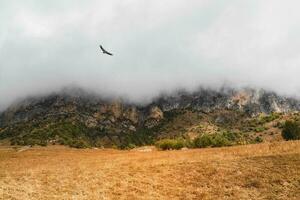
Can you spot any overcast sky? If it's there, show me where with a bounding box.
[1,0,300,110]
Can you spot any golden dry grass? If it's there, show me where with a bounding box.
[0,141,300,200]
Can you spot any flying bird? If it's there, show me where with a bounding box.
[99,45,113,56]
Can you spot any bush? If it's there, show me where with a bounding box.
[212,134,231,147]
[193,134,214,148]
[127,143,136,149]
[255,126,266,133]
[155,139,186,150]
[194,133,232,148]
[118,143,136,150]
[223,131,240,141]
[282,121,300,140]
[254,136,263,143]
[260,113,280,123]
[69,139,90,148]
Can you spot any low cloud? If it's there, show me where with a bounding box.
[1,0,300,110]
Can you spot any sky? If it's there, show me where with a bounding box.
[1,0,300,110]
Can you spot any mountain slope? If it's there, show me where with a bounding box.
[0,87,299,148]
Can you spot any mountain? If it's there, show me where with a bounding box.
[0,87,299,148]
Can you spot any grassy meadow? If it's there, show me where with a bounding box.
[0,141,299,200]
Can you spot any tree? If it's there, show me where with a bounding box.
[282,120,300,140]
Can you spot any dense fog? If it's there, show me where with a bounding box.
[1,0,300,110]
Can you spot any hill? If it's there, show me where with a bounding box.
[0,87,300,148]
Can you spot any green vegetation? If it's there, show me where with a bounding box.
[0,109,293,149]
[244,112,281,132]
[259,113,281,123]
[4,118,112,148]
[193,134,214,148]
[193,132,239,148]
[69,139,91,148]
[120,128,154,149]
[155,131,261,150]
[6,119,157,149]
[254,136,263,143]
[254,126,267,133]
[282,120,300,140]
[155,138,188,150]
[9,121,94,148]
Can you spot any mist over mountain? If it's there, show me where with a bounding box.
[1,0,300,111]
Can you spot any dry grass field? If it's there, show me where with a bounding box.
[0,141,300,200]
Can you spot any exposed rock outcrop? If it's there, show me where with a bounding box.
[145,106,164,128]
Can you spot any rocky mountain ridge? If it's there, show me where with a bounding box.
[0,87,299,147]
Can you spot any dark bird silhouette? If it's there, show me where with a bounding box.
[99,45,113,56]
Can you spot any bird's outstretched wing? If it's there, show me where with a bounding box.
[99,45,113,56]
[100,45,105,52]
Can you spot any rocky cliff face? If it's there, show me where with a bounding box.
[154,88,300,114]
[0,87,299,147]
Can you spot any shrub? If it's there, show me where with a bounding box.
[223,131,240,141]
[173,139,186,149]
[254,136,263,143]
[194,132,233,148]
[255,126,266,133]
[193,134,214,148]
[155,139,186,150]
[260,113,280,123]
[127,143,136,149]
[69,139,90,148]
[282,121,300,140]
[123,128,154,147]
[118,143,136,150]
[212,134,231,147]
